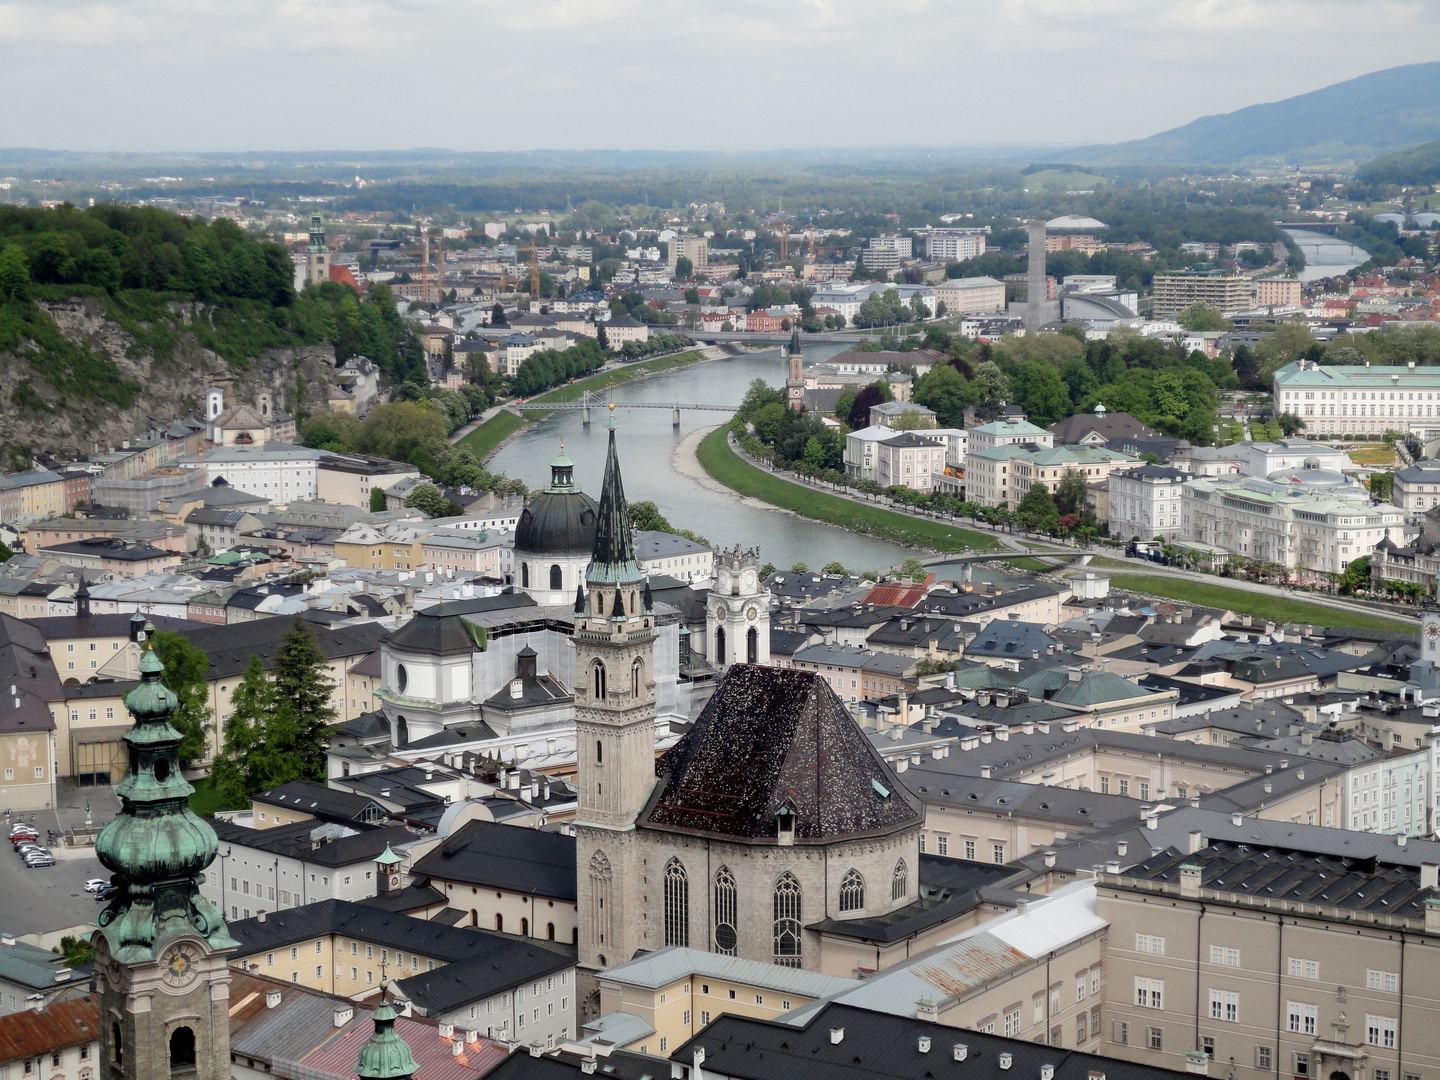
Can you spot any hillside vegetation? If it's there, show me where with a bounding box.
[1356,139,1440,187]
[1068,61,1440,166]
[0,205,426,423]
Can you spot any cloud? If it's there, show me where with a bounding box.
[1,0,1437,152]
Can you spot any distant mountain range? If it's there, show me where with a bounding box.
[1067,62,1440,168]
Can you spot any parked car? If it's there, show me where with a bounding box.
[94,884,118,901]
[84,879,108,893]
[15,844,45,856]
[9,829,37,842]
[24,856,55,868]
[20,850,51,862]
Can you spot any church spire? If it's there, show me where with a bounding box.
[587,409,640,585]
[355,978,418,1080]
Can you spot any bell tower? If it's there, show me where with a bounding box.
[707,546,771,667]
[306,213,328,286]
[574,409,657,976]
[93,644,237,1080]
[784,326,805,411]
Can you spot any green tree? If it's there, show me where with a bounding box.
[913,362,974,427]
[1177,303,1231,332]
[791,562,811,574]
[898,557,928,582]
[1276,412,1306,436]
[1054,468,1089,516]
[56,936,95,969]
[1015,363,1071,426]
[404,482,450,518]
[0,245,32,300]
[833,385,859,425]
[802,437,828,469]
[1370,471,1395,501]
[759,562,776,577]
[675,255,694,279]
[369,486,387,512]
[0,540,12,563]
[1016,482,1060,532]
[210,655,276,807]
[971,360,1009,403]
[150,631,214,769]
[271,618,338,783]
[821,561,850,576]
[1337,555,1372,595]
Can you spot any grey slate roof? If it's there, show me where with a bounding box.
[674,1002,1196,1080]
[410,819,578,901]
[396,938,574,1014]
[252,780,388,825]
[210,818,412,867]
[178,619,387,681]
[642,664,921,844]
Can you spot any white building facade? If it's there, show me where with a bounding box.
[1109,465,1190,542]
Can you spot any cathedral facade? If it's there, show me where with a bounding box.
[573,421,922,1012]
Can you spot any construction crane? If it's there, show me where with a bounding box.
[515,240,542,300]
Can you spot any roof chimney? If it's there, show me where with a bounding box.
[1179,863,1203,898]
[1000,1053,1013,1070]
[830,1028,845,1045]
[333,1005,353,1028]
[1231,812,1243,827]
[954,1044,969,1061]
[1188,830,1205,854]
[918,1036,932,1053]
[266,989,282,1008]
[1422,863,1439,890]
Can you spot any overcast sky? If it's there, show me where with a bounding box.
[3,0,1438,154]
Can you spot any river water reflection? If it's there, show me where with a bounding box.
[488,345,1017,581]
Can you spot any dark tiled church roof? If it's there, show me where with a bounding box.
[642,665,920,844]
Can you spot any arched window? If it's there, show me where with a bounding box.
[395,716,409,748]
[592,660,607,700]
[395,664,408,693]
[715,626,726,664]
[496,913,504,932]
[892,859,908,902]
[520,917,529,937]
[470,909,477,926]
[589,851,613,951]
[664,858,689,948]
[111,1023,122,1066]
[773,873,802,967]
[839,869,865,912]
[550,564,562,591]
[713,867,738,956]
[521,563,529,588]
[595,740,603,764]
[631,657,642,698]
[747,626,758,664]
[547,923,556,940]
[168,1027,195,1073]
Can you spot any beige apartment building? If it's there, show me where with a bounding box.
[1099,830,1440,1080]
[1151,271,1253,318]
[1254,277,1303,308]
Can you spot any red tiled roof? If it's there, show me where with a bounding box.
[0,996,98,1062]
[329,264,362,291]
[862,576,933,608]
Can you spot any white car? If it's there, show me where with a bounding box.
[84,879,108,893]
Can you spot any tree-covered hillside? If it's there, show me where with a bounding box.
[0,204,425,414]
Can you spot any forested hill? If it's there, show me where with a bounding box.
[0,204,424,457]
[1067,62,1440,167]
[1356,139,1440,187]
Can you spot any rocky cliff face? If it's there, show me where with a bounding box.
[0,298,342,457]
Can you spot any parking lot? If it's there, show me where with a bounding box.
[0,781,120,938]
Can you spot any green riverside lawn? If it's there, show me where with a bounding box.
[696,426,1001,554]
[1106,574,1416,634]
[457,350,706,461]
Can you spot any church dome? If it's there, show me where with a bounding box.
[515,445,598,556]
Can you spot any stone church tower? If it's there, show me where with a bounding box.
[306,213,329,286]
[93,644,238,1080]
[706,545,771,667]
[574,412,659,976]
[784,326,804,410]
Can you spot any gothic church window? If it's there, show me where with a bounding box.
[592,661,607,700]
[713,868,738,955]
[664,858,689,948]
[892,859,908,901]
[773,873,802,967]
[589,852,613,953]
[631,658,642,698]
[839,869,865,912]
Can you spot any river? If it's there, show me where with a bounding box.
[1284,228,1368,281]
[489,345,1016,578]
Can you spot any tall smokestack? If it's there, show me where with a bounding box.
[1027,219,1047,331]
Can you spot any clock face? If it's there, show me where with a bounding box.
[713,606,725,622]
[161,946,198,988]
[746,606,758,622]
[388,873,402,890]
[1427,622,1440,642]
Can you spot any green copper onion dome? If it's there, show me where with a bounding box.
[356,982,418,1080]
[95,644,236,963]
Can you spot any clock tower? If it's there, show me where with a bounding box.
[706,545,771,667]
[574,411,659,978]
[784,326,805,411]
[94,644,237,1080]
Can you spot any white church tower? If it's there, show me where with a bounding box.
[706,546,770,667]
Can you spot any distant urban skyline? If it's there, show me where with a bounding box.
[2,0,1438,154]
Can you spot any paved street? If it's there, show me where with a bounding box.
[0,781,119,938]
